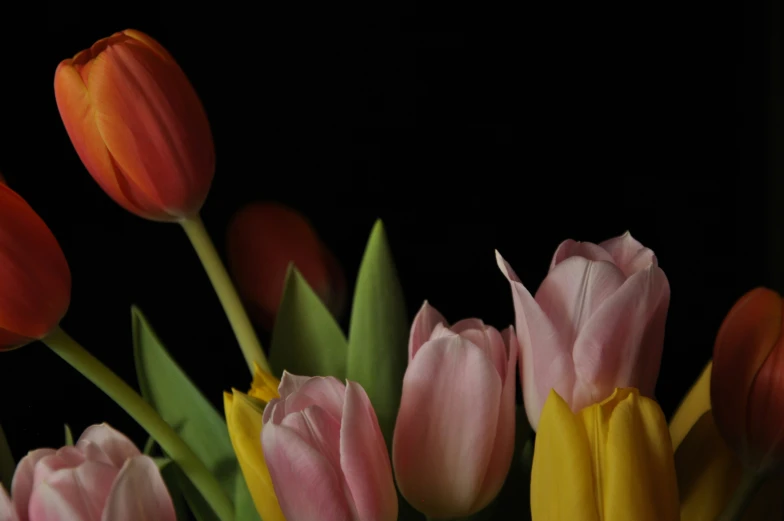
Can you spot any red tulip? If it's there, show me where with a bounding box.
[226,202,346,329]
[54,30,214,221]
[0,185,71,350]
[712,287,784,471]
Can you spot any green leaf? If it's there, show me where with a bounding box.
[143,435,156,456]
[159,460,197,521]
[0,424,14,490]
[154,457,172,470]
[132,306,239,521]
[64,424,74,446]
[346,220,408,444]
[270,265,348,379]
[235,477,262,521]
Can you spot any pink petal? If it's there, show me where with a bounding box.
[341,381,397,521]
[496,250,570,430]
[28,461,119,521]
[599,231,657,276]
[100,456,176,521]
[549,239,615,272]
[32,447,86,492]
[11,449,55,521]
[451,321,508,381]
[571,265,670,411]
[264,375,346,425]
[277,371,313,399]
[262,422,353,521]
[392,335,502,517]
[409,301,447,360]
[0,486,19,521]
[280,407,343,478]
[76,424,140,469]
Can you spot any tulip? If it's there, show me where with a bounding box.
[711,287,784,472]
[496,231,670,430]
[0,423,176,521]
[54,29,214,222]
[393,302,518,519]
[262,372,397,521]
[226,202,346,330]
[531,388,679,521]
[0,184,71,350]
[224,363,285,521]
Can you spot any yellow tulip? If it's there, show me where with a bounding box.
[531,388,679,521]
[224,363,286,521]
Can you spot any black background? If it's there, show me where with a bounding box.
[0,0,781,469]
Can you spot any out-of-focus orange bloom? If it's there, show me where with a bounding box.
[0,185,71,350]
[226,202,346,330]
[54,29,214,222]
[712,287,784,471]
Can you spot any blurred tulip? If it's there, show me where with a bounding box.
[0,184,71,350]
[393,302,517,518]
[0,424,176,521]
[712,287,784,472]
[226,202,346,329]
[262,372,397,521]
[54,29,214,221]
[224,363,285,521]
[531,388,679,521]
[496,231,670,430]
[670,361,712,450]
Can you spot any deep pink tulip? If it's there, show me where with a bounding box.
[496,231,670,431]
[0,424,176,521]
[393,302,518,519]
[262,373,398,521]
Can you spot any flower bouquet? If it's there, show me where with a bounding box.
[1,29,783,521]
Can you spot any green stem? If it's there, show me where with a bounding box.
[716,469,766,521]
[43,328,235,521]
[180,214,270,374]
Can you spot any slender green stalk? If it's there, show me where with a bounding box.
[43,328,235,521]
[180,215,270,374]
[716,469,765,521]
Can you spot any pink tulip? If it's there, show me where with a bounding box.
[393,302,518,519]
[496,231,670,431]
[0,424,176,521]
[262,373,398,521]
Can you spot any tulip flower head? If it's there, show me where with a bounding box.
[393,302,518,518]
[54,30,214,221]
[497,231,670,429]
[0,423,176,521]
[711,287,784,472]
[0,184,71,350]
[262,372,398,521]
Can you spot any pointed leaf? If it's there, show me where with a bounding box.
[270,265,348,379]
[0,424,14,490]
[346,220,408,444]
[64,424,74,446]
[143,435,156,456]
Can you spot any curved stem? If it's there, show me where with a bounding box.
[716,469,766,521]
[43,328,235,521]
[180,215,270,374]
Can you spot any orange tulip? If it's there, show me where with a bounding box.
[712,287,784,471]
[0,185,71,350]
[54,30,214,222]
[226,202,346,329]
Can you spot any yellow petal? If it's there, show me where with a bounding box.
[248,362,281,403]
[669,361,712,451]
[224,389,286,521]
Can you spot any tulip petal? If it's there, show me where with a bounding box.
[263,422,353,521]
[11,448,55,521]
[746,334,784,468]
[409,301,447,360]
[393,335,501,517]
[451,320,508,381]
[100,456,176,521]
[28,461,119,521]
[273,376,346,426]
[669,361,712,451]
[0,486,18,521]
[76,424,141,468]
[32,447,86,491]
[280,407,344,478]
[599,232,657,276]
[277,370,316,399]
[341,381,397,521]
[550,239,615,271]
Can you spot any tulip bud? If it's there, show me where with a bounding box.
[0,184,71,350]
[226,202,346,329]
[54,30,214,222]
[711,287,784,472]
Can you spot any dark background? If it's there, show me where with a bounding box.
[0,0,781,466]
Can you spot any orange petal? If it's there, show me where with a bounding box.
[746,326,784,468]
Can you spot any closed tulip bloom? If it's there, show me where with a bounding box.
[711,287,784,472]
[54,30,214,221]
[531,388,679,521]
[0,184,71,350]
[0,424,176,521]
[262,372,397,521]
[226,202,346,329]
[496,231,670,430]
[393,302,518,519]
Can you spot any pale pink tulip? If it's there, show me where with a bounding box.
[0,423,176,521]
[262,373,398,521]
[496,231,670,430]
[393,302,518,519]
